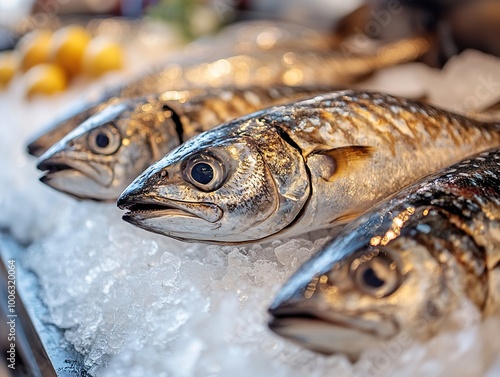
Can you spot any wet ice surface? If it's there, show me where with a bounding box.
[1,49,500,376]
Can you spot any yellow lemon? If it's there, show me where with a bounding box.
[24,63,67,98]
[50,25,91,76]
[18,29,52,72]
[83,38,123,77]
[0,51,18,88]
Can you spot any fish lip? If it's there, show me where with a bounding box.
[267,315,361,358]
[267,309,362,356]
[120,197,223,223]
[269,305,374,337]
[267,315,340,356]
[37,155,112,187]
[269,307,350,329]
[37,158,73,174]
[269,302,399,342]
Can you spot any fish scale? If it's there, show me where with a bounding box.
[117,91,500,244]
[269,148,500,359]
[175,86,332,135]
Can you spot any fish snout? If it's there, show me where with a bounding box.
[27,129,74,158]
[117,187,140,210]
[36,153,69,173]
[36,157,49,171]
[35,134,78,172]
[268,286,310,317]
[27,139,46,157]
[117,167,171,209]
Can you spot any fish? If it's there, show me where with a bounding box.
[26,37,429,157]
[117,90,500,244]
[193,19,338,52]
[268,147,500,360]
[36,85,334,201]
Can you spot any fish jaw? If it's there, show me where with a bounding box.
[39,169,119,201]
[37,152,116,200]
[119,195,224,241]
[123,197,224,223]
[268,312,390,360]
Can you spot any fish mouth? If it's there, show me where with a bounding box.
[36,156,119,201]
[269,306,360,335]
[268,313,365,359]
[120,197,223,224]
[268,304,396,358]
[38,160,74,175]
[37,155,113,187]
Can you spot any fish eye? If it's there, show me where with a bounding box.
[191,162,213,184]
[183,153,226,191]
[88,124,121,155]
[350,249,401,298]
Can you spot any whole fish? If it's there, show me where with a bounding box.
[26,37,429,157]
[36,85,333,201]
[117,91,500,244]
[268,148,500,360]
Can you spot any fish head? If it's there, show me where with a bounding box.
[268,205,484,359]
[118,120,310,243]
[26,89,123,157]
[36,97,182,201]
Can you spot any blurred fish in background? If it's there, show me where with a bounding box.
[337,0,500,66]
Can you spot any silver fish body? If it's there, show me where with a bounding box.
[36,85,333,201]
[117,91,500,244]
[26,36,429,157]
[268,148,500,359]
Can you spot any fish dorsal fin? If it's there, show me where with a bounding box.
[309,145,375,182]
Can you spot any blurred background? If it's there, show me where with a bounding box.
[1,0,500,98]
[1,0,500,84]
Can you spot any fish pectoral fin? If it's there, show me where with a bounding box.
[309,145,375,182]
[329,212,361,225]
